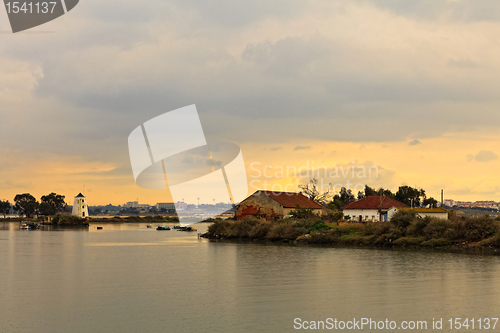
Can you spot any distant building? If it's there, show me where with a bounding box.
[443,199,454,207]
[155,203,175,210]
[72,193,89,218]
[388,207,448,220]
[236,190,325,220]
[342,196,407,222]
[176,201,187,210]
[125,201,139,208]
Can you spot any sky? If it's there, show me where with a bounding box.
[1,0,500,205]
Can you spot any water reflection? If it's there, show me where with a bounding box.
[1,222,500,333]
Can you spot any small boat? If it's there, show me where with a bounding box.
[97,227,103,230]
[156,226,171,230]
[146,225,152,228]
[173,225,183,229]
[20,223,30,230]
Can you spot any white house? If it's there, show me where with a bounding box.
[343,196,407,222]
[388,207,448,220]
[72,193,89,218]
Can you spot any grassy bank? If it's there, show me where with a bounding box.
[202,211,500,253]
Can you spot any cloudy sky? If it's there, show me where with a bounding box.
[1,0,500,205]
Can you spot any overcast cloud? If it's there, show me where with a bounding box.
[2,0,500,200]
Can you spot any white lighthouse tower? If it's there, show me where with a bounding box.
[72,193,89,218]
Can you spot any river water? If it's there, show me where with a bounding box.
[1,222,500,333]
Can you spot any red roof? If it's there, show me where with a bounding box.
[343,196,407,210]
[257,191,323,209]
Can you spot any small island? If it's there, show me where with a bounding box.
[202,185,500,254]
[202,212,500,253]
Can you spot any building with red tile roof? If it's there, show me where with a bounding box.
[343,196,407,222]
[236,190,324,220]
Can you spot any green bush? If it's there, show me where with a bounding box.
[207,220,232,237]
[390,210,419,234]
[309,220,332,232]
[52,213,86,225]
[364,222,390,236]
[422,218,452,240]
[248,221,272,239]
[295,219,316,229]
[407,216,431,237]
[480,233,500,247]
[232,217,261,238]
[266,223,304,241]
[462,217,496,242]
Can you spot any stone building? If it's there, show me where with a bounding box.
[236,190,324,220]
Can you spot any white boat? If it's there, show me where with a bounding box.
[20,223,30,229]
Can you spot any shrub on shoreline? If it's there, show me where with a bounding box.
[204,214,500,250]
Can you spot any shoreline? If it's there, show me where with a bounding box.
[201,214,500,256]
[201,235,500,256]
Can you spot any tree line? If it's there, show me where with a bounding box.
[0,193,67,218]
[299,179,438,210]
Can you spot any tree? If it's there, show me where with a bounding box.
[329,211,343,222]
[0,200,11,217]
[39,202,56,216]
[362,185,395,198]
[299,178,332,204]
[423,197,438,208]
[14,193,39,218]
[364,185,378,196]
[333,187,355,207]
[40,193,67,214]
[395,185,426,207]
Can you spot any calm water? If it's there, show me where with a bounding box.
[1,222,500,333]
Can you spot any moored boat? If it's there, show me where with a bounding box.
[19,221,39,229]
[156,226,171,230]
